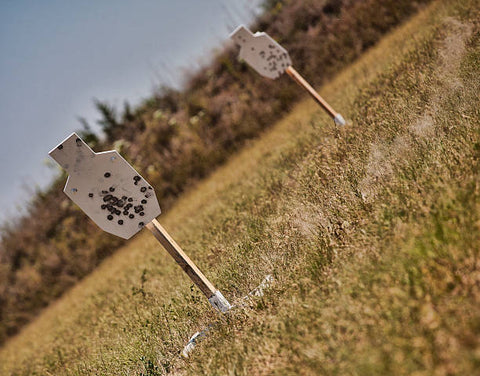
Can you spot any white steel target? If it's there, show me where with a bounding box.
[230,25,292,79]
[49,133,161,239]
[49,133,232,313]
[230,25,346,126]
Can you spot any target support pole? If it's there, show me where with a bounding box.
[146,219,231,312]
[285,66,345,126]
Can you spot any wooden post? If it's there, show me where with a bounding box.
[146,219,231,312]
[285,66,345,125]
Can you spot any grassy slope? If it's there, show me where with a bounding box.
[0,0,432,345]
[1,0,479,374]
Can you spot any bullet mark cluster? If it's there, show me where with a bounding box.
[88,172,155,228]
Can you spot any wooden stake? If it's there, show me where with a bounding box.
[285,65,339,119]
[146,219,216,297]
[146,219,232,312]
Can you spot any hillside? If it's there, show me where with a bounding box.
[0,0,432,344]
[1,0,479,374]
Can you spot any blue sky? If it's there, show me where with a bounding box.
[0,0,261,224]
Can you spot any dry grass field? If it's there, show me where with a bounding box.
[0,0,431,342]
[1,0,479,374]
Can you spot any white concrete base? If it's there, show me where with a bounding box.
[208,290,232,313]
[334,113,346,126]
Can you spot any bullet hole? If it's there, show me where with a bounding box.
[141,199,147,204]
[123,210,128,215]
[148,186,152,190]
[102,190,108,195]
[139,222,144,227]
[104,172,111,178]
[128,198,133,202]
[76,138,82,146]
[101,204,107,209]
[71,188,78,193]
[57,144,63,150]
[115,210,121,216]
[110,197,118,204]
[109,187,115,192]
[117,200,124,207]
[139,212,145,216]
[118,220,124,225]
[103,194,113,202]
[129,214,134,219]
[88,193,94,198]
[133,176,141,181]
[107,215,113,220]
[122,196,127,200]
[140,187,147,193]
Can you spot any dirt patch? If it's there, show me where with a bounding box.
[358,143,393,202]
[439,17,473,90]
[291,205,327,239]
[359,17,473,203]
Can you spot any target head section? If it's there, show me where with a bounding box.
[49,133,161,239]
[230,25,292,79]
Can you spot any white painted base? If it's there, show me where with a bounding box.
[334,113,346,126]
[208,290,232,313]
